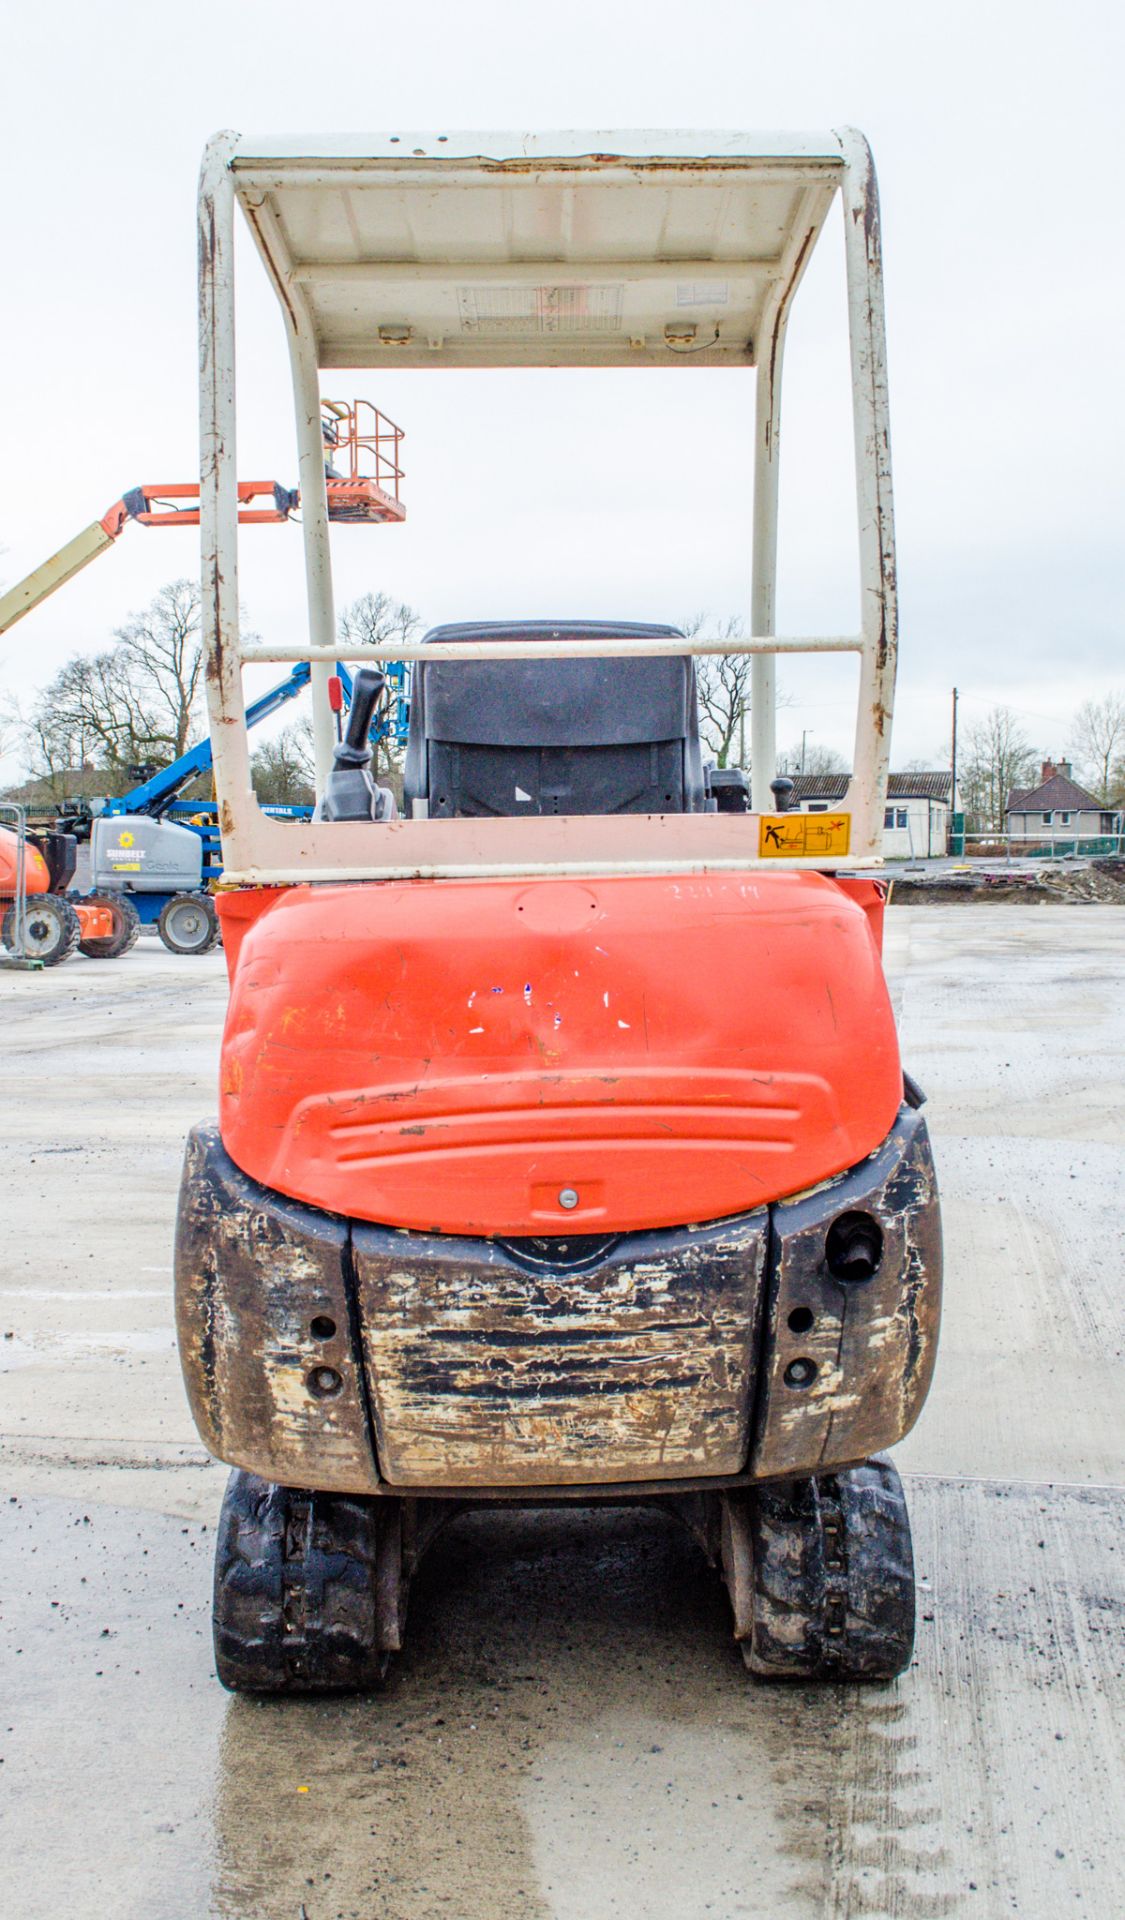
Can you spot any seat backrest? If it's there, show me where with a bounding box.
[403,622,708,817]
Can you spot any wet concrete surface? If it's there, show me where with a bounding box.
[2,912,1123,1919]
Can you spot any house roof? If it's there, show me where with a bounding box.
[887,771,953,802]
[787,774,849,800]
[787,771,952,802]
[1006,773,1102,814]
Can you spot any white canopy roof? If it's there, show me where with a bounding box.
[230,130,844,369]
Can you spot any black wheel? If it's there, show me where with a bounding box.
[158,891,220,955]
[212,1470,397,1694]
[2,894,81,966]
[77,892,141,959]
[722,1456,915,1681]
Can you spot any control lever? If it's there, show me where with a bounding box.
[341,667,385,759]
[319,667,397,821]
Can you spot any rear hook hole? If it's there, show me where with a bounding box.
[787,1306,815,1334]
[825,1211,884,1284]
[309,1315,337,1341]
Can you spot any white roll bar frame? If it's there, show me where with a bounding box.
[198,128,897,884]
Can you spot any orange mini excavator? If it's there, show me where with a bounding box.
[0,823,134,964]
[175,129,941,1691]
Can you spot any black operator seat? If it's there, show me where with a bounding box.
[402,622,709,818]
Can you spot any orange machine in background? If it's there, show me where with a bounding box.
[0,824,132,963]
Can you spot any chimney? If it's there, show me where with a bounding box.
[1057,759,1072,780]
[1041,759,1056,783]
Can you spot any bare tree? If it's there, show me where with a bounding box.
[1069,692,1125,803]
[8,580,216,802]
[338,590,422,656]
[0,690,19,765]
[959,706,1038,832]
[36,648,167,782]
[251,722,316,806]
[777,740,847,777]
[683,614,752,768]
[2,684,107,806]
[114,579,205,761]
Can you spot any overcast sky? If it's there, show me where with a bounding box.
[2,1,1121,780]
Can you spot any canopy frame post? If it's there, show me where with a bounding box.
[838,126,898,850]
[749,345,782,815]
[198,129,254,875]
[290,329,338,791]
[240,190,339,792]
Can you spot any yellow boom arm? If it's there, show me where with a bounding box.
[0,501,130,637]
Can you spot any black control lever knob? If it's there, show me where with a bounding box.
[335,668,386,768]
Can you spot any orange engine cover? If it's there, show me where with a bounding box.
[0,827,51,897]
[216,871,901,1237]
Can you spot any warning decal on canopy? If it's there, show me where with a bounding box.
[758,813,851,859]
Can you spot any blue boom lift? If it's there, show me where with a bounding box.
[67,660,409,954]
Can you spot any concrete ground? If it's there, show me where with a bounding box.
[1,908,1122,1920]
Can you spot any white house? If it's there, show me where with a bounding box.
[1006,761,1117,841]
[787,771,954,859]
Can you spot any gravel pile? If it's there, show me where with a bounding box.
[890,858,1125,905]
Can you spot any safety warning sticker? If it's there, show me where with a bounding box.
[758,812,851,858]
